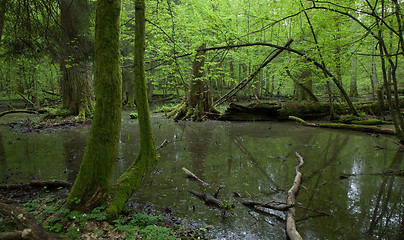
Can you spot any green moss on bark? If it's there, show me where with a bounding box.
[106,0,158,218]
[66,0,122,212]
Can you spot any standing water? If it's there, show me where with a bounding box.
[1,113,403,239]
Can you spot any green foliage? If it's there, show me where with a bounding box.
[0,213,15,233]
[139,225,177,240]
[219,198,235,210]
[129,112,138,119]
[129,212,162,227]
[153,104,177,114]
[18,196,182,239]
[47,108,71,117]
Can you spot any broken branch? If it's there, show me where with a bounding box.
[182,167,210,186]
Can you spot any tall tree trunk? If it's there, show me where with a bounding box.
[188,43,210,112]
[59,0,94,117]
[66,0,122,212]
[170,43,214,120]
[106,0,158,218]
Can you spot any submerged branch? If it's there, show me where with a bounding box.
[187,190,234,210]
[242,201,294,211]
[339,169,404,179]
[182,167,210,186]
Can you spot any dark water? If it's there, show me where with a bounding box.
[1,113,403,239]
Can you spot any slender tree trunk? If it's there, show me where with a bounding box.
[59,0,94,117]
[66,0,122,212]
[106,0,158,218]
[229,60,235,89]
[370,53,378,99]
[350,54,359,98]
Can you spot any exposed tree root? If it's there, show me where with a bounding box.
[0,202,67,240]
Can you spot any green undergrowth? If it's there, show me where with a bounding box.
[0,196,205,240]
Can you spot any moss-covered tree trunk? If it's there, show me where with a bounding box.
[59,0,95,117]
[187,43,212,119]
[66,0,122,212]
[106,0,158,218]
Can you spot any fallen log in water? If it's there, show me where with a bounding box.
[218,99,404,121]
[289,116,396,135]
[0,109,47,118]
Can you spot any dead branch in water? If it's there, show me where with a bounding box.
[182,167,210,186]
[285,152,304,240]
[187,190,234,210]
[242,201,294,211]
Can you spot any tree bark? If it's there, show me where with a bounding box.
[66,0,122,212]
[59,0,94,117]
[169,43,217,121]
[106,0,158,218]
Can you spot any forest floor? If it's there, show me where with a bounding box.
[0,184,209,239]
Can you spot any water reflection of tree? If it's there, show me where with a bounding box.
[184,124,212,188]
[234,138,281,192]
[63,130,87,183]
[302,133,349,217]
[366,150,403,238]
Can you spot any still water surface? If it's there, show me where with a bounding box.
[1,113,403,239]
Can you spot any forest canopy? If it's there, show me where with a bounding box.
[1,0,403,136]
